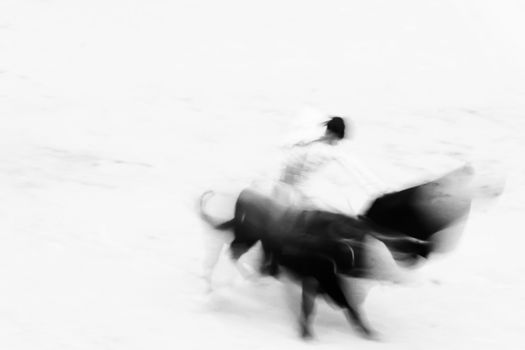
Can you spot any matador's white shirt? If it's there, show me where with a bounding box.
[276,140,388,214]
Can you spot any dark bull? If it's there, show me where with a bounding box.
[199,165,473,339]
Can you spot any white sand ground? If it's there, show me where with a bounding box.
[0,1,524,349]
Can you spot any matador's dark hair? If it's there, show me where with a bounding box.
[324,116,346,139]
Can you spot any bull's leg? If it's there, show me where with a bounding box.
[259,242,272,274]
[259,242,280,277]
[299,277,318,339]
[229,238,258,280]
[319,273,376,339]
[202,244,223,293]
[201,226,230,293]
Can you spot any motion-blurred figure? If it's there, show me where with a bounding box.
[272,116,385,214]
[198,115,477,339]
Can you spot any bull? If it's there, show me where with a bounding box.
[199,165,473,339]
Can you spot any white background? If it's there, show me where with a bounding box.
[1,1,524,349]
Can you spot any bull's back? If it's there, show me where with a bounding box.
[235,189,303,240]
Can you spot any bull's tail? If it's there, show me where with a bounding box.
[199,190,235,230]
